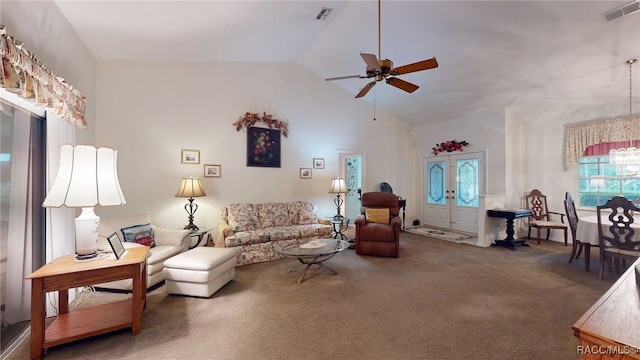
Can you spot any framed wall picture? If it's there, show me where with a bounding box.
[204,164,221,178]
[181,149,200,164]
[247,127,281,168]
[300,168,312,179]
[313,158,324,169]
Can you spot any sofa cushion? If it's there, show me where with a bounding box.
[227,203,257,231]
[148,244,183,266]
[121,223,155,247]
[287,201,319,225]
[256,203,291,228]
[154,227,190,247]
[263,226,301,241]
[225,229,270,247]
[296,224,332,238]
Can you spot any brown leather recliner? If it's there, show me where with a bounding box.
[355,192,401,257]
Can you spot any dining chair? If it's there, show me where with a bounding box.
[596,196,640,280]
[526,189,568,245]
[564,192,592,271]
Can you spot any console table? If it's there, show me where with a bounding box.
[27,247,148,359]
[487,209,532,250]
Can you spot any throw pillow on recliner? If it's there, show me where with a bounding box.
[366,208,390,224]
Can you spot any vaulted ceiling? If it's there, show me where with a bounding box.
[54,0,640,126]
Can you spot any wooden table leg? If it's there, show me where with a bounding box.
[30,279,45,360]
[58,289,69,314]
[131,264,142,335]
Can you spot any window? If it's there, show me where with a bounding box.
[578,155,640,207]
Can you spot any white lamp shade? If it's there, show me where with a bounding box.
[329,178,348,194]
[43,144,126,207]
[175,177,206,198]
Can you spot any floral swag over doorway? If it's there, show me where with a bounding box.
[233,112,289,137]
[432,140,470,155]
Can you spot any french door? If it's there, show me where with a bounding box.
[342,154,362,220]
[423,152,485,233]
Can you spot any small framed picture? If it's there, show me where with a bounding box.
[300,168,312,179]
[204,164,221,178]
[181,149,200,164]
[313,158,325,169]
[107,232,125,260]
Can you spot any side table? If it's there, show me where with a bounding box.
[27,246,148,359]
[330,218,351,240]
[189,228,211,249]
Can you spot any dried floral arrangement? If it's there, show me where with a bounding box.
[432,140,470,155]
[233,112,289,137]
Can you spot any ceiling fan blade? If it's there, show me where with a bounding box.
[325,75,365,81]
[391,57,438,76]
[355,81,376,98]
[361,53,382,72]
[386,77,419,93]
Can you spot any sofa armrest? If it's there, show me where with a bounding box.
[390,216,402,228]
[153,227,191,252]
[354,214,366,226]
[216,222,234,247]
[318,217,331,225]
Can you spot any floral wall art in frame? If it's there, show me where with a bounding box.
[181,149,200,164]
[313,158,324,169]
[300,168,312,179]
[247,126,281,168]
[432,140,470,155]
[204,164,221,178]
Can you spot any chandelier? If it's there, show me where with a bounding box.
[609,58,640,176]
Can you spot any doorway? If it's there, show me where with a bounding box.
[422,151,485,233]
[340,152,363,220]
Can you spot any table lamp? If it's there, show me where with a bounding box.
[329,177,348,220]
[42,145,126,259]
[175,176,206,231]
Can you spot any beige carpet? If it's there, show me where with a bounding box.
[7,231,615,360]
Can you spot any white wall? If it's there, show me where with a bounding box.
[94,61,414,232]
[509,101,629,214]
[414,109,506,200]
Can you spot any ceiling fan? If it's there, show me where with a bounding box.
[325,0,438,98]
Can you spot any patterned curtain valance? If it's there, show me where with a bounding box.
[565,114,640,167]
[0,25,86,129]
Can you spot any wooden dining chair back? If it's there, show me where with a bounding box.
[596,196,640,280]
[526,189,568,245]
[563,192,586,266]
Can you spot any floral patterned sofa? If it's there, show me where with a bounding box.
[215,201,332,265]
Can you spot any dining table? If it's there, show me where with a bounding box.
[575,214,640,272]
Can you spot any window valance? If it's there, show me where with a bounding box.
[565,114,640,167]
[0,25,86,129]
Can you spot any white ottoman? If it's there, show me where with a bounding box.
[162,247,236,298]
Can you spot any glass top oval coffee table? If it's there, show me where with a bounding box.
[275,239,350,283]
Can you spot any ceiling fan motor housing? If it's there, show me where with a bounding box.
[379,59,393,74]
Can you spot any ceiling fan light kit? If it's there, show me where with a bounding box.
[325,0,438,99]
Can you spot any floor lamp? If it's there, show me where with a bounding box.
[329,177,348,220]
[175,176,206,231]
[42,145,126,259]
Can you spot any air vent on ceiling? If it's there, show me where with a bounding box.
[316,7,333,20]
[602,0,640,21]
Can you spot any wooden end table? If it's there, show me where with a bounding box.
[27,246,149,359]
